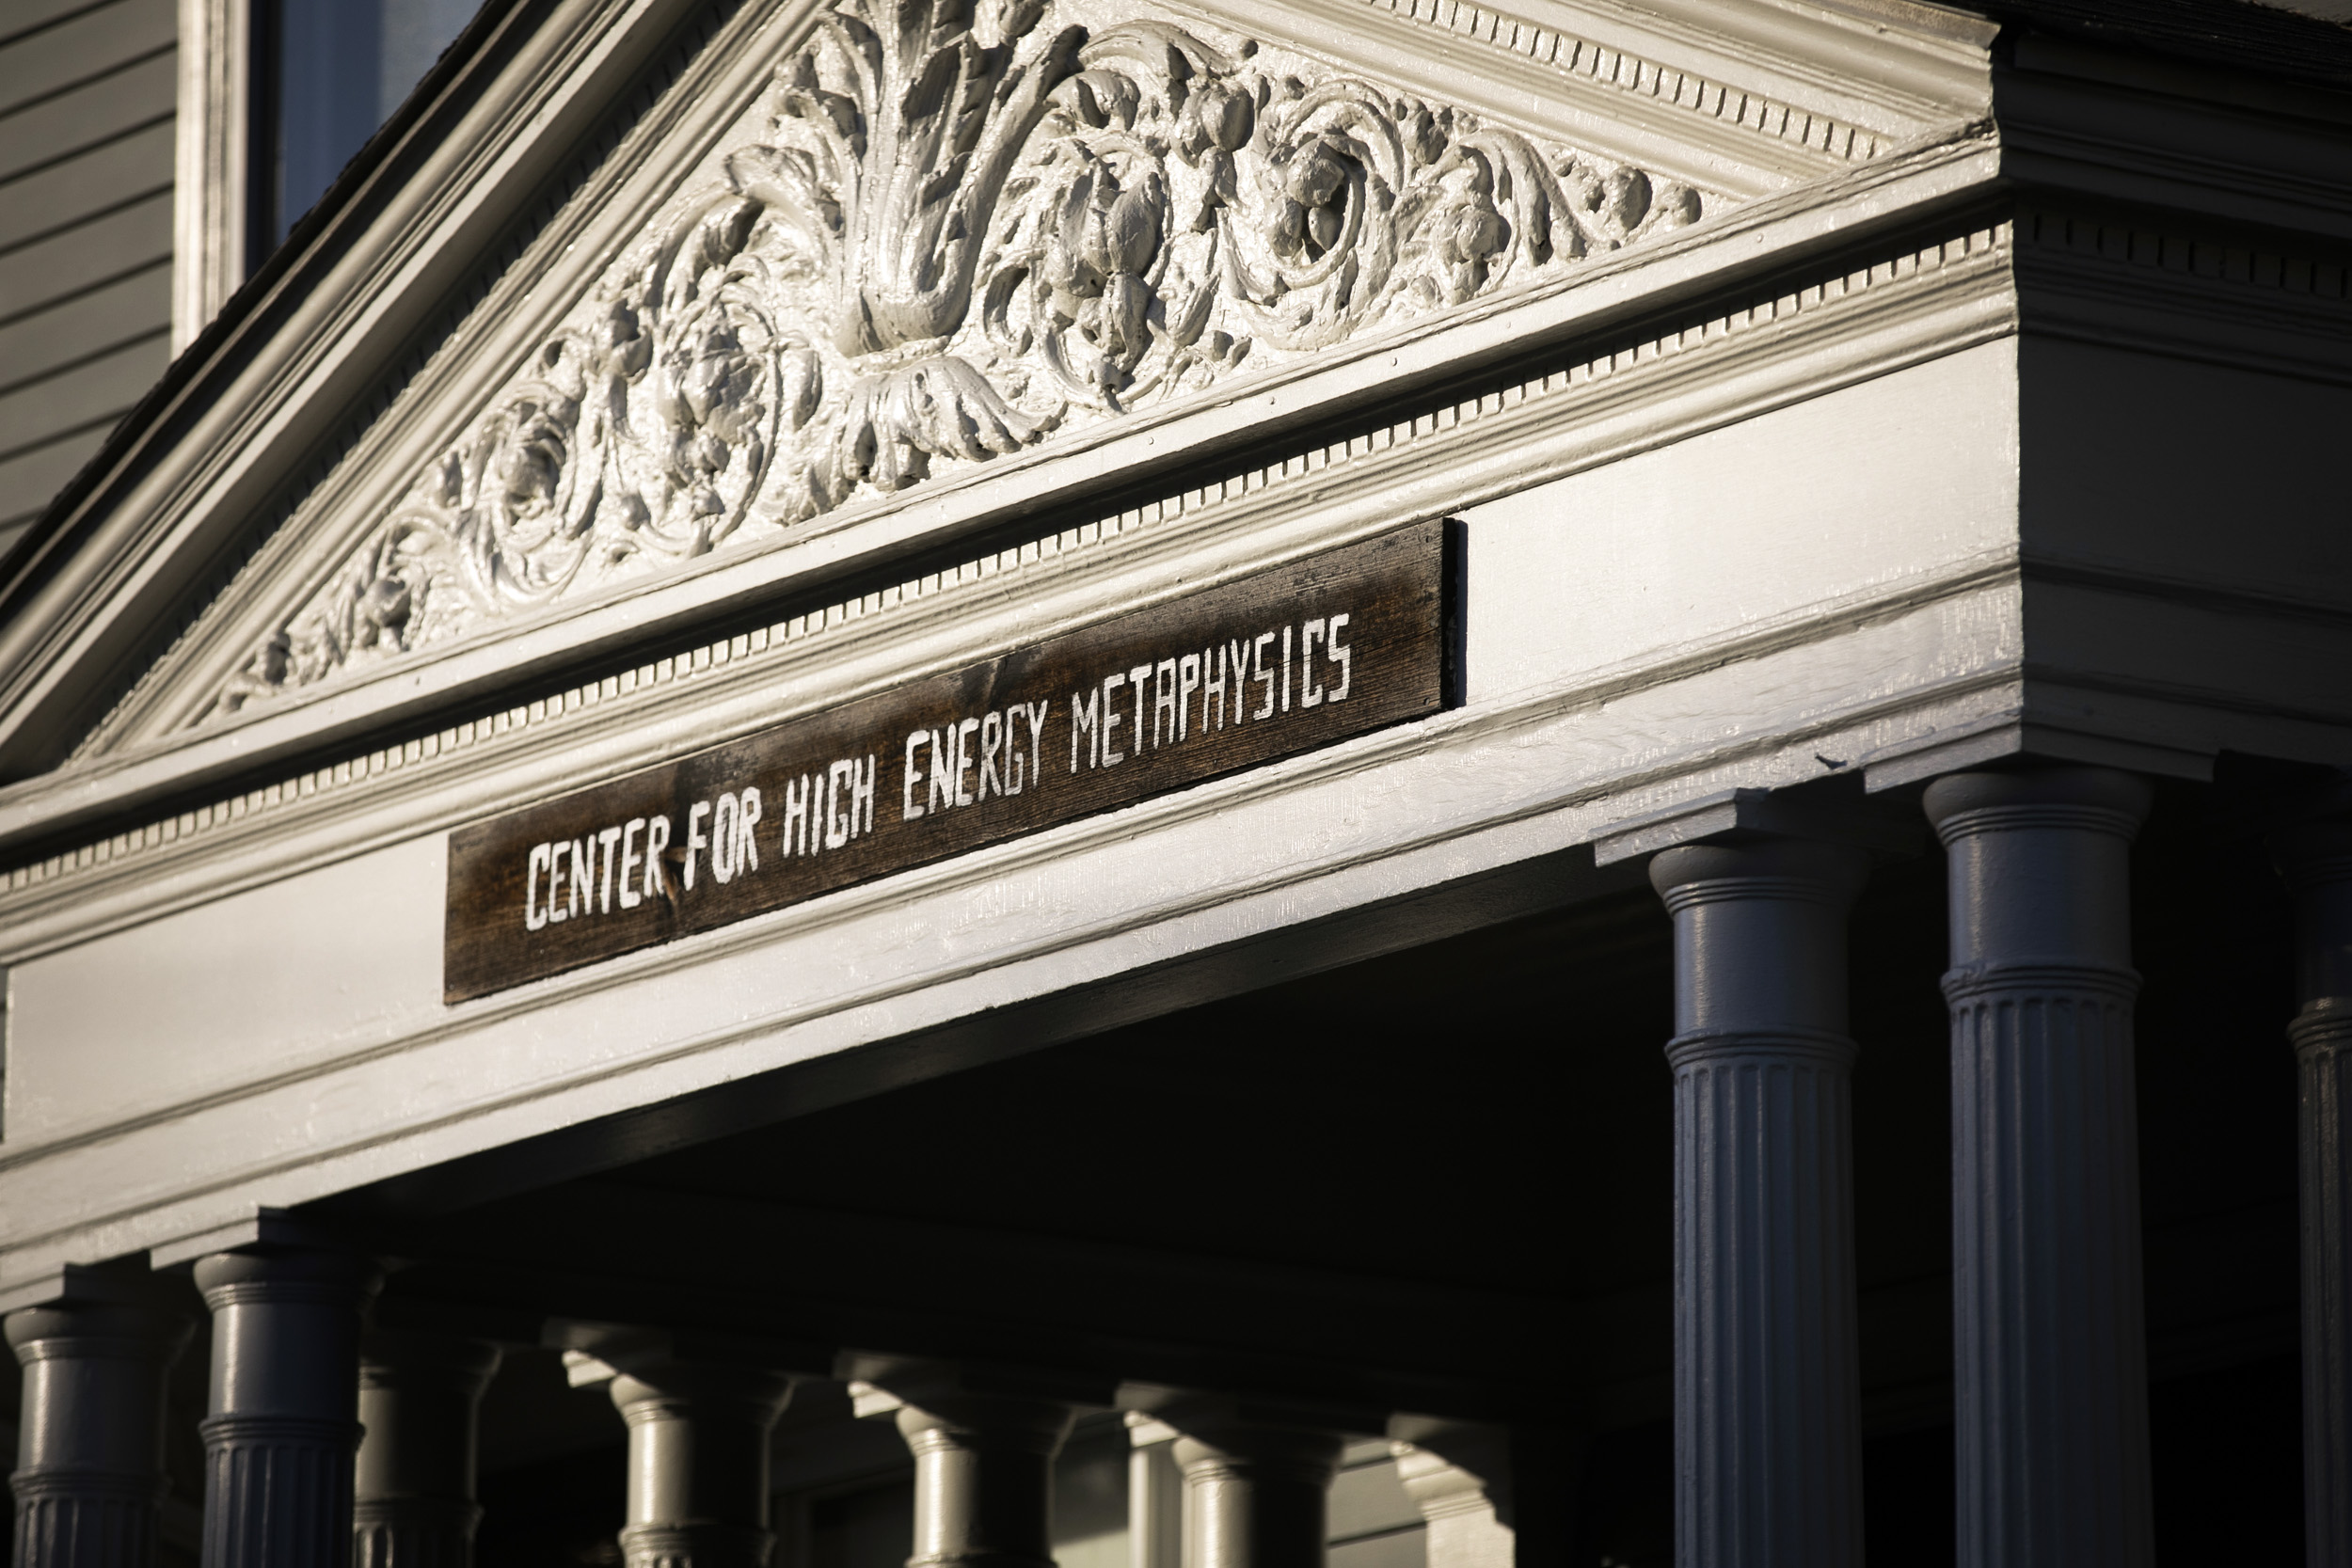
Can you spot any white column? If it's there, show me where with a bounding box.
[2274,815,2352,1567]
[1927,766,2155,1568]
[1156,1406,1342,1568]
[353,1332,502,1568]
[608,1359,796,1568]
[6,1276,191,1568]
[1649,835,1868,1568]
[195,1248,379,1568]
[890,1388,1073,1568]
[1388,1422,1512,1568]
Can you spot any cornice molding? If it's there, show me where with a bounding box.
[0,0,770,777]
[0,214,2016,959]
[0,129,2005,860]
[2010,202,2352,382]
[158,0,1729,733]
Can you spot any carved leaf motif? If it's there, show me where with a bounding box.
[208,0,1721,721]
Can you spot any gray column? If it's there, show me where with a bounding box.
[609,1360,794,1568]
[6,1277,191,1568]
[891,1390,1074,1568]
[1649,836,1867,1568]
[2274,816,2352,1568]
[1165,1415,1342,1568]
[195,1247,379,1568]
[353,1332,502,1568]
[1926,766,2154,1568]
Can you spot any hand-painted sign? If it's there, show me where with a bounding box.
[444,519,1451,1000]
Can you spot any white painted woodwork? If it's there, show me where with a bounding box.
[0,0,2343,1333]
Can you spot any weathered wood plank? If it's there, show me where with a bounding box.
[445,521,1451,1000]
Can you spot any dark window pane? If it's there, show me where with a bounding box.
[262,0,478,247]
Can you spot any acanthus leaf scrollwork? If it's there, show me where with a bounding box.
[210,0,1715,720]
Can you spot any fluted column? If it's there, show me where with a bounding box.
[353,1332,501,1568]
[609,1360,794,1568]
[1162,1411,1342,1568]
[1927,767,2154,1568]
[7,1276,191,1568]
[1649,835,1867,1568]
[195,1248,379,1568]
[2274,816,2352,1567]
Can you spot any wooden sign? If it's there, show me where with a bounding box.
[444,520,1452,1001]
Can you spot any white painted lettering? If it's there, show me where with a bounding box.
[850,756,876,838]
[1072,688,1099,772]
[684,803,710,888]
[712,793,740,883]
[1101,673,1126,765]
[930,727,956,813]
[1300,618,1326,708]
[526,843,551,930]
[903,732,928,820]
[1327,612,1352,700]
[644,816,671,897]
[1025,702,1048,787]
[784,775,809,854]
[978,711,1004,801]
[596,827,623,912]
[1251,632,1277,720]
[826,760,855,848]
[737,787,762,871]
[1152,658,1179,747]
[549,840,570,921]
[618,818,645,908]
[1177,654,1200,738]
[1204,646,1229,729]
[954,717,978,806]
[1129,663,1150,750]
[1279,625,1293,713]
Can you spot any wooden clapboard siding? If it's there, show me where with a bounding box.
[0,0,177,559]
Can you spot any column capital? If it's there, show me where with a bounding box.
[1923,764,2152,841]
[8,1269,191,1568]
[607,1354,797,1568]
[1647,834,1870,908]
[192,1245,381,1309]
[197,1244,374,1568]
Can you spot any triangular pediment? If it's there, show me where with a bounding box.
[40,0,1995,776]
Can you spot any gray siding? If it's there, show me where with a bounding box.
[0,0,176,560]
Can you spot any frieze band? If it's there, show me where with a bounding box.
[443,519,1451,999]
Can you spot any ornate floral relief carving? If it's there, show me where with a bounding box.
[209,0,1718,719]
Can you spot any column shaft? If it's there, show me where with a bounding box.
[7,1280,191,1568]
[894,1394,1073,1568]
[1165,1417,1341,1568]
[2274,818,2352,1566]
[1650,836,1868,1568]
[1927,767,2154,1568]
[195,1248,378,1568]
[353,1332,502,1568]
[610,1361,793,1568]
